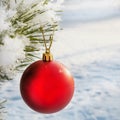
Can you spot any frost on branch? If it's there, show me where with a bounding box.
[0,0,63,80]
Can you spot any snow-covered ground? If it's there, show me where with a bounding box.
[0,0,120,120]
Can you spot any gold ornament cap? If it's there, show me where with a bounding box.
[42,51,53,62]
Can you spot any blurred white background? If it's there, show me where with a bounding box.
[0,0,120,120]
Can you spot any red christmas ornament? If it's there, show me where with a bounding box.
[20,27,74,114]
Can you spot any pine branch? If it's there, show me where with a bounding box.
[0,0,62,80]
[0,99,7,119]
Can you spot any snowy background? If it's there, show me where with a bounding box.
[0,0,120,120]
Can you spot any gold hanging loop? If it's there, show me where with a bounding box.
[40,26,55,62]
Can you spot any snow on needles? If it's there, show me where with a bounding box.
[0,0,63,79]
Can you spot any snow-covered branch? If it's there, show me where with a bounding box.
[0,0,63,80]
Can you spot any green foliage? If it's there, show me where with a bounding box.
[0,99,7,119]
[0,0,61,80]
[10,0,59,58]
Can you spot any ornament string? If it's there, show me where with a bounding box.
[40,26,55,61]
[40,27,55,53]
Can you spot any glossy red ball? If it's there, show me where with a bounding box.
[20,60,74,114]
